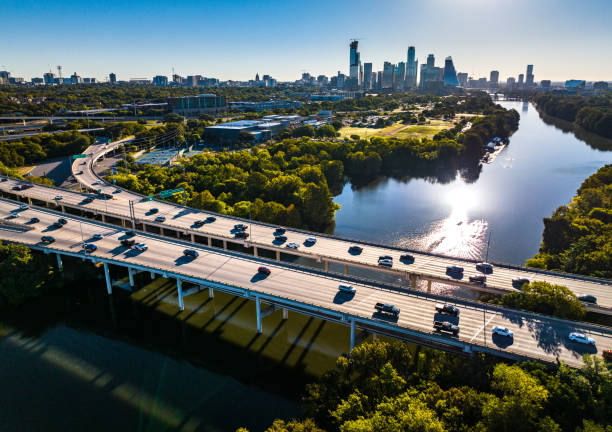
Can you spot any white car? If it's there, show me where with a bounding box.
[305,237,317,244]
[338,284,356,294]
[568,332,596,345]
[134,243,148,251]
[92,233,103,240]
[19,204,29,210]
[492,326,513,338]
[286,242,299,249]
[54,195,63,200]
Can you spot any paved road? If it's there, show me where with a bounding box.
[1,199,610,367]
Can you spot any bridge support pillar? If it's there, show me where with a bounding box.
[177,278,184,311]
[101,214,105,223]
[409,273,418,289]
[282,308,288,320]
[103,262,112,295]
[60,205,65,212]
[253,246,258,257]
[150,271,155,279]
[222,240,227,250]
[344,264,349,275]
[27,197,32,205]
[324,260,329,272]
[128,267,135,287]
[372,333,377,341]
[160,227,164,236]
[56,253,63,271]
[349,319,355,352]
[190,233,194,243]
[209,287,214,298]
[255,296,262,334]
[121,218,126,227]
[142,224,147,232]
[276,250,280,261]
[427,280,432,293]
[207,236,211,246]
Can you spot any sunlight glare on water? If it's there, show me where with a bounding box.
[405,183,488,260]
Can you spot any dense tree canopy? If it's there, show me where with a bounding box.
[0,131,93,167]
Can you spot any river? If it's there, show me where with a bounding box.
[333,101,612,265]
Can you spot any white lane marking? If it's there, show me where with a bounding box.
[470,313,497,343]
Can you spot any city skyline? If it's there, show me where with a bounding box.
[2,0,611,82]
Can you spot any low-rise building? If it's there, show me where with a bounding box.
[168,94,226,115]
[228,100,302,112]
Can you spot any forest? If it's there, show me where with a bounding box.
[533,93,612,139]
[0,131,93,167]
[526,164,612,279]
[238,340,611,432]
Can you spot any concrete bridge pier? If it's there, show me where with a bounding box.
[253,246,258,257]
[160,227,164,236]
[344,264,349,275]
[349,319,356,351]
[121,218,126,227]
[324,260,329,272]
[60,205,65,212]
[101,214,106,223]
[207,237,211,246]
[190,233,194,243]
[222,240,227,250]
[409,273,418,289]
[282,308,288,320]
[255,296,262,334]
[56,253,63,271]
[103,262,112,295]
[427,280,432,293]
[128,267,135,287]
[276,250,280,261]
[27,197,32,205]
[142,224,147,232]
[208,287,214,298]
[150,271,155,279]
[177,278,184,311]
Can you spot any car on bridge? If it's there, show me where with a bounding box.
[29,217,39,224]
[234,224,248,231]
[92,233,103,240]
[275,227,286,235]
[349,245,363,254]
[378,255,393,262]
[469,275,486,284]
[258,266,271,276]
[512,277,530,288]
[52,221,64,228]
[18,204,29,210]
[569,332,596,345]
[378,259,393,268]
[148,208,159,214]
[375,302,400,316]
[206,216,216,223]
[274,234,287,242]
[83,243,97,253]
[286,242,299,249]
[578,294,597,304]
[338,284,356,294]
[58,218,68,225]
[304,237,317,245]
[435,303,460,316]
[446,265,463,274]
[41,236,55,244]
[400,253,415,263]
[434,321,459,335]
[125,230,136,237]
[476,262,493,273]
[193,220,205,227]
[54,195,63,200]
[154,216,166,222]
[183,249,199,258]
[492,326,514,338]
[235,231,249,239]
[121,238,136,247]
[134,243,148,251]
[83,197,94,204]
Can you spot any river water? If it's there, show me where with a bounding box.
[2,101,611,432]
[333,101,612,265]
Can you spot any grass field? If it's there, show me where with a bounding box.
[338,119,455,140]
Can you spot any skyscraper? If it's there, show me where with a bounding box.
[382,62,395,89]
[363,62,373,89]
[396,62,406,90]
[349,40,361,85]
[109,73,116,84]
[489,70,499,85]
[526,64,534,86]
[457,72,468,87]
[426,54,435,68]
[406,46,418,88]
[443,56,459,87]
[518,74,524,85]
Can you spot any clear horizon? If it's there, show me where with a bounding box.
[2,0,611,82]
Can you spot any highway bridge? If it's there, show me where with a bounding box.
[1,138,611,313]
[1,197,611,368]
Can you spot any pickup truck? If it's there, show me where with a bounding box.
[375,302,400,316]
[435,303,460,316]
[434,321,459,335]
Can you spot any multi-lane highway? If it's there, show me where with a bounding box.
[1,198,610,367]
[2,137,610,310]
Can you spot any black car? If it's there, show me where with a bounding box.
[83,197,94,203]
[400,253,415,262]
[446,265,463,274]
[435,303,460,317]
[578,294,597,304]
[183,249,199,258]
[375,302,400,316]
[235,231,249,239]
[234,223,248,231]
[58,218,68,225]
[29,217,40,224]
[52,221,63,228]
[149,208,159,214]
[274,234,287,242]
[469,275,486,284]
[125,230,136,237]
[41,235,55,244]
[275,227,286,235]
[434,321,459,335]
[349,245,363,254]
[121,238,136,247]
[378,259,393,268]
[206,216,217,222]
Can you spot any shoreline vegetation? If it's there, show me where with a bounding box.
[108,95,519,232]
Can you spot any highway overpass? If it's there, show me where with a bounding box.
[1,197,610,367]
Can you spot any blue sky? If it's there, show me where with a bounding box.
[2,0,611,82]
